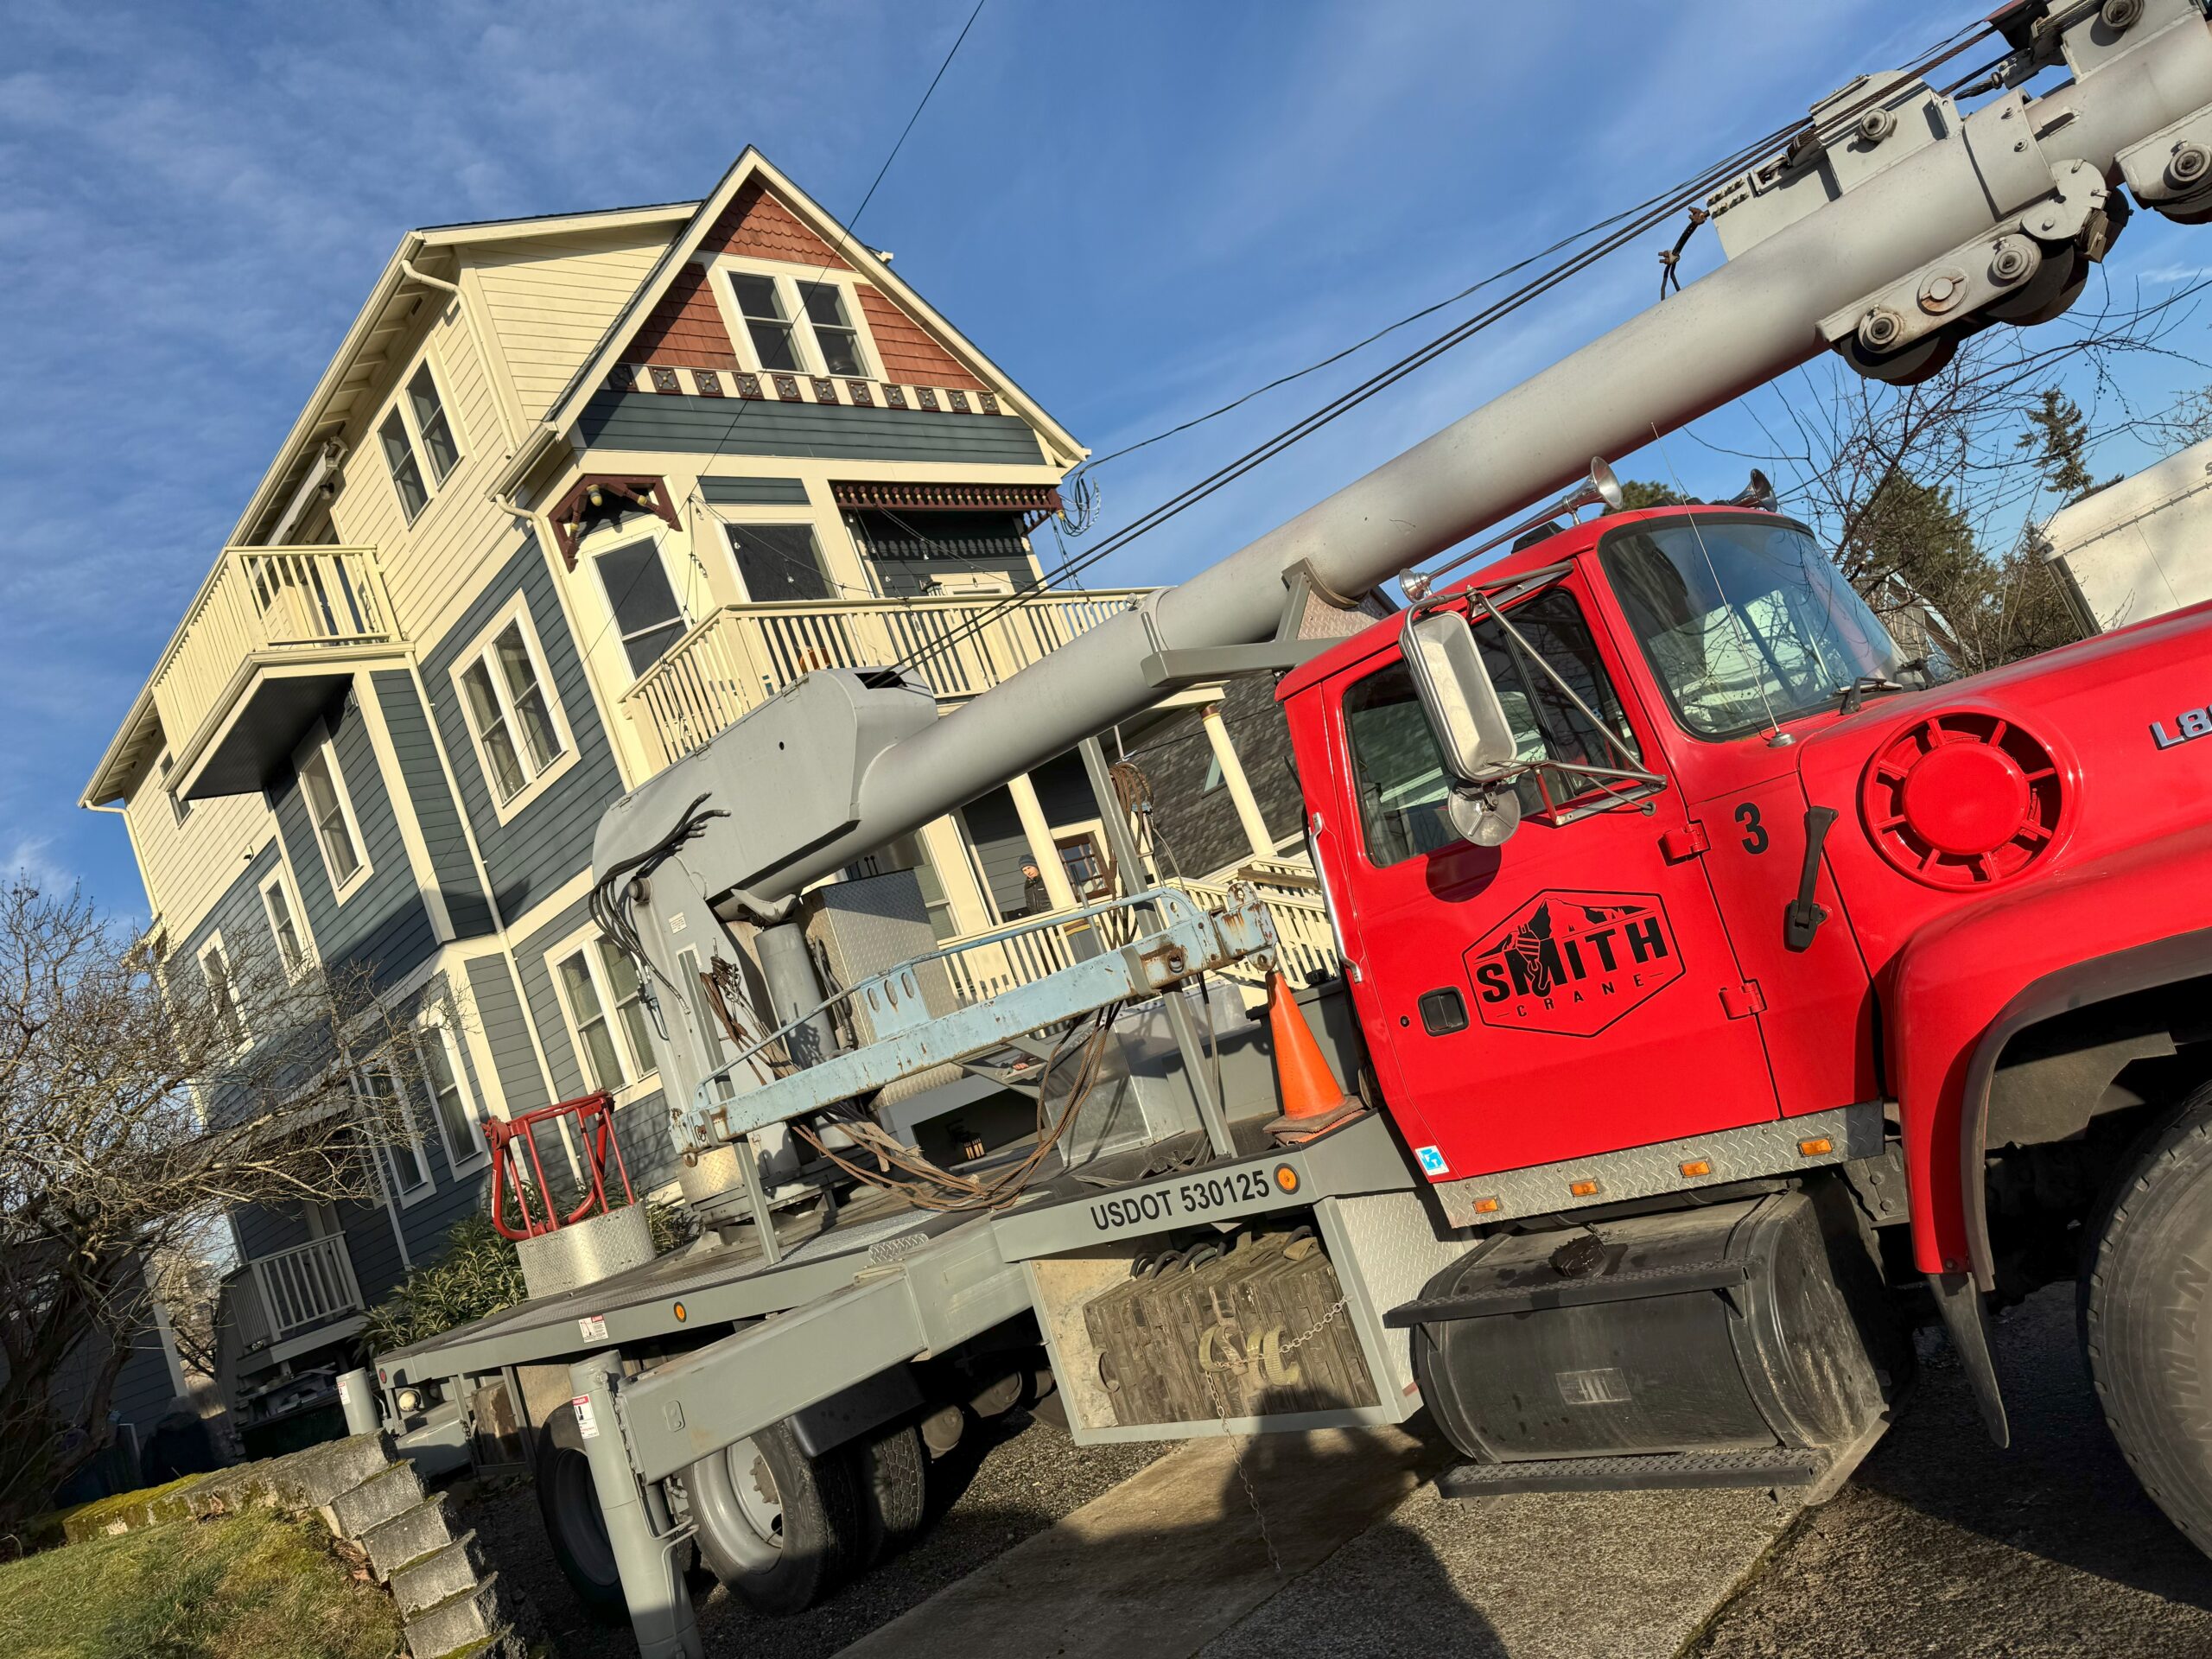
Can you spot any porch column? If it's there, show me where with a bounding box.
[1007,772,1078,912]
[918,814,994,936]
[1202,703,1275,863]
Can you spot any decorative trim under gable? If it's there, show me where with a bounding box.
[546,475,680,569]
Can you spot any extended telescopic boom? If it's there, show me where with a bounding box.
[600,0,2212,918]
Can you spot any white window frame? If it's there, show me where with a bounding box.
[257,861,311,978]
[546,926,660,1104]
[446,593,576,822]
[705,256,881,383]
[582,522,697,685]
[293,721,372,902]
[197,931,249,1053]
[357,1057,435,1205]
[156,750,192,827]
[418,1011,490,1178]
[377,350,465,522]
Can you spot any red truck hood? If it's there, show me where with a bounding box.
[1789,602,2212,982]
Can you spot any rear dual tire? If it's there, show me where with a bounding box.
[2082,1086,2212,1554]
[685,1420,930,1614]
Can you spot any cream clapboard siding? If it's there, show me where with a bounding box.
[122,779,277,949]
[467,230,671,420]
[326,286,523,660]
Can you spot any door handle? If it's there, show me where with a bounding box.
[1784,807,1840,953]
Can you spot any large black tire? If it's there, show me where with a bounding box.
[535,1402,628,1623]
[849,1422,928,1567]
[684,1421,859,1615]
[2082,1088,2212,1555]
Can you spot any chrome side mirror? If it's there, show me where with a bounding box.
[1403,610,1524,845]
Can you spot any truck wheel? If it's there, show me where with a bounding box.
[2082,1088,2212,1554]
[850,1422,928,1567]
[534,1402,627,1622]
[684,1421,858,1614]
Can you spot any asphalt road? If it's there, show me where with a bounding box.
[461,1282,2212,1657]
[1692,1285,2212,1658]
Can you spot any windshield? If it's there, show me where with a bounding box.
[1599,516,1904,738]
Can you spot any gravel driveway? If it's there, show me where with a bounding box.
[457,1412,1162,1659]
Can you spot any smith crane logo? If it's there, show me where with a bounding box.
[1464,890,1681,1038]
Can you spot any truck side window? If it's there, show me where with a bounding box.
[1344,588,1634,867]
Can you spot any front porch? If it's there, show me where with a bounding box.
[622,585,1149,769]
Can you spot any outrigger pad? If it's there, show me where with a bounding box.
[1436,1446,1823,1498]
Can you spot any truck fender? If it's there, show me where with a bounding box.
[1886,828,2212,1443]
[1955,925,2212,1295]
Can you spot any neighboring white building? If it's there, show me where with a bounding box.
[2037,435,2212,632]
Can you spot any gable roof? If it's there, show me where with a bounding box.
[490,148,1084,504]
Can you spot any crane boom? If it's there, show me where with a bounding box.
[598,0,2212,919]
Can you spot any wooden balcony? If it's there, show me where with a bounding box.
[155,547,401,799]
[226,1234,366,1361]
[624,588,1150,768]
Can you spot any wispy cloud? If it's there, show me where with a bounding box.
[10,0,2202,918]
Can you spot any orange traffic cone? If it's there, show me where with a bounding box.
[1260,970,1366,1145]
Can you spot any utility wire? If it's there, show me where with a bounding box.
[889,10,2005,680]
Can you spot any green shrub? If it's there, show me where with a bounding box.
[362,1198,695,1352]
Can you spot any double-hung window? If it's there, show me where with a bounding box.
[199,935,247,1051]
[378,359,462,522]
[724,522,834,603]
[420,1022,487,1175]
[721,267,875,380]
[157,751,191,826]
[456,607,568,804]
[797,281,867,377]
[728,273,803,372]
[296,730,367,896]
[359,1060,431,1198]
[259,868,307,976]
[554,938,657,1094]
[592,541,689,676]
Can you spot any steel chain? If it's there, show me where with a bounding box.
[1202,1291,1355,1578]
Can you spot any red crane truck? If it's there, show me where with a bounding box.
[352,3,2212,1649]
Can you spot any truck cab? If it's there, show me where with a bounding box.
[1280,499,2212,1297]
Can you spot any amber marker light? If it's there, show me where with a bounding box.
[673,1301,688,1322]
[1568,1179,1602,1198]
[1274,1165,1300,1195]
[1681,1159,1713,1178]
[1798,1137,1834,1157]
[1471,1196,1502,1215]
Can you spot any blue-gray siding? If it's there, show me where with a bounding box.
[372,670,495,938]
[465,953,554,1115]
[513,896,682,1191]
[423,537,624,925]
[579,391,1046,465]
[270,687,436,988]
[700,474,810,505]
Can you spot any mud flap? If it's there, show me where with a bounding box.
[1928,1270,2009,1447]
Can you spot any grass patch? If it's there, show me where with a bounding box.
[0,1506,401,1659]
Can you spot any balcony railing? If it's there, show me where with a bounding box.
[625,588,1150,768]
[228,1235,365,1354]
[938,867,1339,1005]
[153,547,397,795]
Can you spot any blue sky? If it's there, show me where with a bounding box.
[7,0,2210,916]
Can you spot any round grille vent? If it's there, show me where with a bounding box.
[1859,711,2064,889]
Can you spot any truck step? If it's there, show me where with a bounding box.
[1436,1446,1823,1498]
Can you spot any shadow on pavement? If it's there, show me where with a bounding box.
[1848,1286,2212,1614]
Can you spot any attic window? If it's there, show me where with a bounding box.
[718,264,878,381]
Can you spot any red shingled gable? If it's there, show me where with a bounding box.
[702,180,851,269]
[624,264,740,372]
[614,177,989,394]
